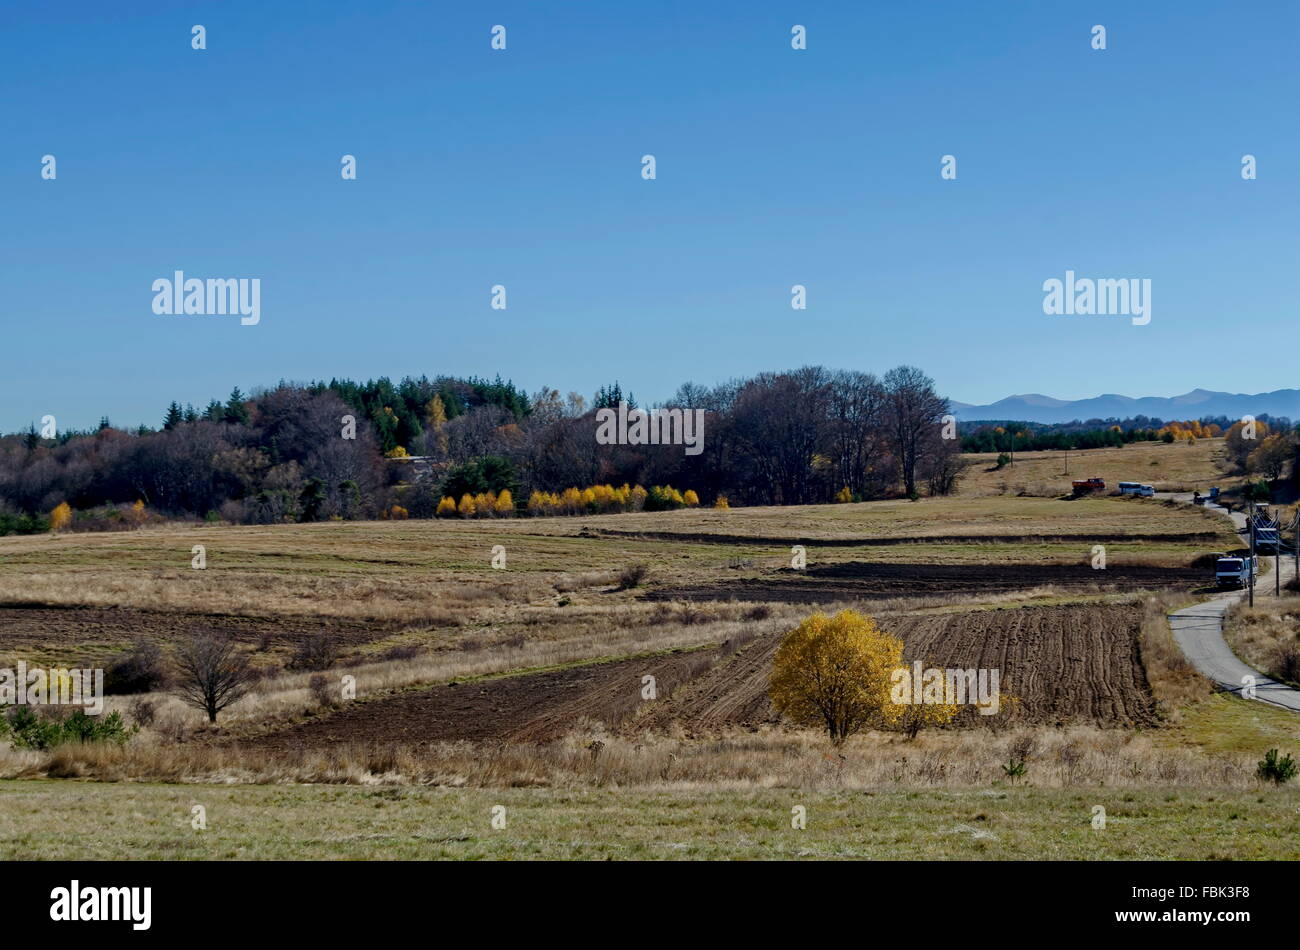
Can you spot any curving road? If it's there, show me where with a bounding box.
[1160,494,1300,712]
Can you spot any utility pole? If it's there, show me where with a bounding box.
[1248,500,1256,608]
[1293,510,1299,583]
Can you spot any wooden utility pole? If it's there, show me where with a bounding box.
[1293,510,1299,581]
[1248,500,1256,608]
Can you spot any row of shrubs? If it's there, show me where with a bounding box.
[427,484,715,518]
[0,706,135,750]
[28,483,733,531]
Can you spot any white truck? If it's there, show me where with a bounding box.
[1118,481,1155,497]
[1215,555,1258,589]
[1251,508,1282,554]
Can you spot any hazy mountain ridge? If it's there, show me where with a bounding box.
[952,389,1300,424]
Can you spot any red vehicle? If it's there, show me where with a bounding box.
[1071,477,1106,495]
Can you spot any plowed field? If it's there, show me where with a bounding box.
[644,561,1203,604]
[241,602,1155,750]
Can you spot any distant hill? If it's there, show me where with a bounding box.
[952,389,1300,424]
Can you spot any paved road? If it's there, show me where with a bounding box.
[1160,493,1300,712]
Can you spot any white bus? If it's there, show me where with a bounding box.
[1118,481,1142,495]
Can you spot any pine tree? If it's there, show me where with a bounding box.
[223,388,250,425]
[163,402,184,430]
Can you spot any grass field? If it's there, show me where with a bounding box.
[962,436,1241,497]
[2,780,1295,860]
[0,439,1294,861]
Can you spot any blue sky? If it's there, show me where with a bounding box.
[3,0,1298,431]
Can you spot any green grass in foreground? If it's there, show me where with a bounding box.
[1,781,1296,860]
[1171,694,1300,756]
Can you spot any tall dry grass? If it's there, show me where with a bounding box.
[1139,592,1212,715]
[0,724,1270,791]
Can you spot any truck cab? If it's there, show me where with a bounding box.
[1215,555,1257,589]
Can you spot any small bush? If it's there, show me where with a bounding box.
[1273,645,1300,685]
[289,634,337,672]
[104,639,169,694]
[1257,748,1297,785]
[4,706,135,749]
[308,673,336,708]
[1001,758,1028,783]
[128,697,157,728]
[617,563,649,590]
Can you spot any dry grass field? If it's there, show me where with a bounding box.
[1223,592,1300,687]
[0,440,1295,860]
[961,436,1242,497]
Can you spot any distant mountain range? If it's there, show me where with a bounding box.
[951,389,1300,425]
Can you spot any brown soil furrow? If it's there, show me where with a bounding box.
[644,562,1202,604]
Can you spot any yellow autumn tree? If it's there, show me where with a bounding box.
[683,489,700,507]
[49,501,73,532]
[424,394,449,456]
[835,486,853,503]
[457,493,476,518]
[436,496,457,517]
[714,494,730,510]
[769,609,905,744]
[494,489,514,516]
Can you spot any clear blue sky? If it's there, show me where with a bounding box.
[4,0,1298,432]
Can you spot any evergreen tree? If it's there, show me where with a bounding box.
[163,402,184,430]
[223,388,251,425]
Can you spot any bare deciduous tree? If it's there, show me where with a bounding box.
[174,634,254,723]
[883,365,949,497]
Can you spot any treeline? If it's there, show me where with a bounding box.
[960,419,1232,454]
[960,413,1296,455]
[0,365,955,530]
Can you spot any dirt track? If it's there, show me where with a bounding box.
[644,561,1203,604]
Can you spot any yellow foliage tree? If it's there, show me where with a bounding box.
[835,486,852,503]
[494,489,514,516]
[457,493,476,518]
[424,394,449,456]
[49,501,73,532]
[388,505,408,520]
[769,609,905,744]
[683,489,700,507]
[436,496,457,517]
[714,494,730,510]
[385,446,409,459]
